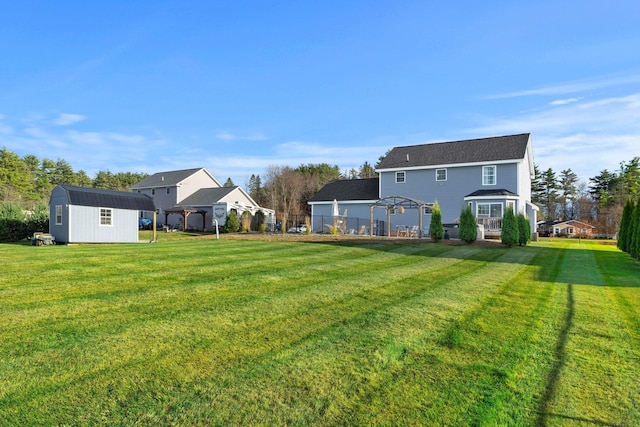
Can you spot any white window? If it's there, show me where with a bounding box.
[477,203,502,218]
[506,200,515,212]
[423,206,433,215]
[483,165,496,186]
[396,171,406,183]
[436,169,447,181]
[100,208,113,226]
[55,205,62,225]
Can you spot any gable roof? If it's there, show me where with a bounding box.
[179,187,238,205]
[130,168,221,189]
[309,178,380,202]
[55,185,156,211]
[376,134,530,170]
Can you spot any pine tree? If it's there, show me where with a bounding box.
[501,206,519,248]
[618,198,633,252]
[458,205,477,244]
[430,201,444,242]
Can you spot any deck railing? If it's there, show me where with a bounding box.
[477,217,502,232]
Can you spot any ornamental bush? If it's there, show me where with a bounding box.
[501,206,519,248]
[430,201,444,242]
[223,210,240,233]
[517,213,531,246]
[458,206,477,244]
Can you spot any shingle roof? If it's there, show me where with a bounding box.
[130,168,204,189]
[465,189,519,197]
[309,178,379,202]
[179,187,238,205]
[376,134,530,170]
[57,185,156,211]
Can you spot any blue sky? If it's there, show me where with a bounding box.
[1,1,639,188]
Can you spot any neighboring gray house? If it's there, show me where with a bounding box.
[49,184,156,244]
[131,168,274,231]
[309,133,538,237]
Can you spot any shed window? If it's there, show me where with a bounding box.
[396,171,406,183]
[166,187,171,195]
[100,208,113,226]
[483,165,496,185]
[55,205,62,225]
[436,169,447,181]
[151,189,156,195]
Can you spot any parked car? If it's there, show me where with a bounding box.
[287,224,308,234]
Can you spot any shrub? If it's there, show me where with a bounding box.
[252,210,266,232]
[458,206,477,244]
[517,213,531,246]
[223,211,240,233]
[618,198,634,253]
[0,202,27,242]
[240,211,252,233]
[430,201,444,242]
[501,206,519,248]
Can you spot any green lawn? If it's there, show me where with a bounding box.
[1,236,638,426]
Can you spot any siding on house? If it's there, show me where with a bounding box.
[49,184,155,244]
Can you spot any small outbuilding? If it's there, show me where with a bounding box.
[49,184,156,244]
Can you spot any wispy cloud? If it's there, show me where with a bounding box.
[52,113,87,126]
[488,73,640,99]
[215,131,267,141]
[549,98,579,106]
[468,93,640,180]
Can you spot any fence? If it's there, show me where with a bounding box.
[311,215,386,236]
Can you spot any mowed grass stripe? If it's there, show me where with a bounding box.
[1,242,504,422]
[0,242,470,410]
[543,243,640,426]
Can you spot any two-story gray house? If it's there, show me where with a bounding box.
[309,133,538,238]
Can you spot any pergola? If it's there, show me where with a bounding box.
[369,196,433,237]
[164,206,207,231]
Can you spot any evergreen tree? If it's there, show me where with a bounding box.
[358,161,377,179]
[458,205,477,244]
[629,200,640,259]
[517,213,531,246]
[618,198,633,252]
[430,201,444,242]
[223,177,235,188]
[541,168,559,220]
[223,210,239,233]
[559,168,578,220]
[501,206,519,247]
[531,164,546,206]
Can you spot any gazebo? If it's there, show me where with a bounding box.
[163,206,207,231]
[369,196,432,237]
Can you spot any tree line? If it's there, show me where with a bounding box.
[2,144,640,240]
[532,158,640,236]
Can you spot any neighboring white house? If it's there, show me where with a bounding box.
[131,168,275,231]
[309,133,538,238]
[49,184,156,244]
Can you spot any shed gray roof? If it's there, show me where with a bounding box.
[309,178,379,202]
[377,134,530,170]
[180,187,238,205]
[56,185,156,211]
[130,168,204,189]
